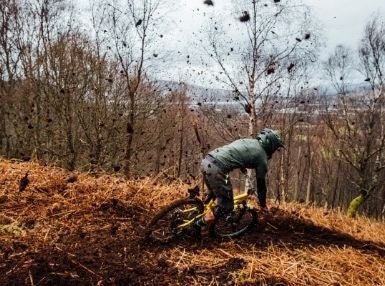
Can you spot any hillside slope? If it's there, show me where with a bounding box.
[1,159,384,286]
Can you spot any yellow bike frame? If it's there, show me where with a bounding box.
[177,192,251,229]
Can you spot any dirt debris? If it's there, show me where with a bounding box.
[1,159,385,285]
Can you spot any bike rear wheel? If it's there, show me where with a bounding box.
[209,205,257,238]
[145,198,204,243]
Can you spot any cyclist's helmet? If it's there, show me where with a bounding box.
[256,128,284,157]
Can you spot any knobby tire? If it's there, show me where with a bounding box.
[145,198,204,243]
[209,207,258,238]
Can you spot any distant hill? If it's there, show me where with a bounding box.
[156,79,234,103]
[157,79,374,102]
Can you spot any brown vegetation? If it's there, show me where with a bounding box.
[1,159,384,285]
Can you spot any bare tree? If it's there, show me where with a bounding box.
[0,0,22,156]
[323,16,385,217]
[202,0,318,193]
[99,0,162,177]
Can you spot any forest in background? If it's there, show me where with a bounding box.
[0,0,384,219]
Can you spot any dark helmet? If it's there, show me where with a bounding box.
[256,128,284,157]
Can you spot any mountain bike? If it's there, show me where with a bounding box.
[144,186,258,243]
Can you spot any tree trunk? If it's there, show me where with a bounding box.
[177,93,186,178]
[123,90,135,178]
[293,146,302,201]
[0,104,7,155]
[0,90,11,156]
[244,170,254,194]
[283,132,292,201]
[32,87,43,160]
[123,120,134,178]
[279,151,285,203]
[66,122,76,171]
[331,161,341,208]
[64,91,77,171]
[245,96,256,193]
[305,152,313,204]
[177,119,184,177]
[154,141,161,175]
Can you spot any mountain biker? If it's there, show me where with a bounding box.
[194,128,284,229]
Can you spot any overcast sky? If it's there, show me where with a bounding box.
[305,0,385,52]
[165,0,385,56]
[77,0,385,87]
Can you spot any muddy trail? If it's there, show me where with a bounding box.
[1,160,385,285]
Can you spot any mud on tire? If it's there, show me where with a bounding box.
[209,206,258,238]
[144,198,204,244]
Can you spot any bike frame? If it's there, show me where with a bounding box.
[176,192,251,229]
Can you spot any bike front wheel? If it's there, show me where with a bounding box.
[209,205,258,238]
[144,198,204,243]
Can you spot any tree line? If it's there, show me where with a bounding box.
[0,0,384,219]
